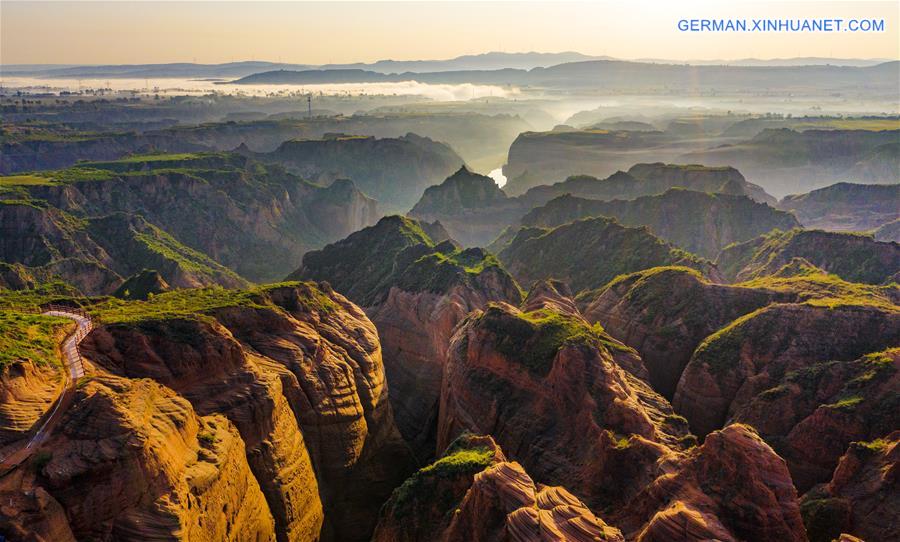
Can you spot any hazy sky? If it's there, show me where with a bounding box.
[2,1,898,65]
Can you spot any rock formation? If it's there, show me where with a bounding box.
[674,303,900,439]
[874,218,900,243]
[498,216,718,294]
[112,269,171,300]
[680,128,900,196]
[777,182,900,232]
[800,432,899,542]
[521,188,800,258]
[0,361,63,446]
[582,266,781,398]
[615,424,807,542]
[437,287,693,511]
[735,349,899,491]
[502,132,774,202]
[293,216,522,459]
[436,283,808,541]
[410,166,521,246]
[0,201,249,295]
[2,152,378,283]
[717,228,900,285]
[408,163,779,249]
[252,133,463,212]
[373,433,624,542]
[75,281,415,541]
[0,307,73,447]
[37,375,277,541]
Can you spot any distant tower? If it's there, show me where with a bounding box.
[307,94,312,118]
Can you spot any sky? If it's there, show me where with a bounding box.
[2,1,898,65]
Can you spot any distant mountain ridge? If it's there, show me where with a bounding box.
[634,56,890,67]
[0,61,315,79]
[231,60,899,91]
[4,52,892,79]
[318,51,607,72]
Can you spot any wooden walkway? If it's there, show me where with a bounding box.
[0,306,94,473]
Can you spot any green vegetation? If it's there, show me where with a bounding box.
[296,215,436,305]
[391,437,495,516]
[298,215,520,306]
[825,395,864,411]
[817,349,896,415]
[719,228,900,285]
[44,167,117,183]
[0,122,123,145]
[0,152,243,189]
[0,309,70,369]
[110,152,212,163]
[852,437,891,454]
[800,491,851,542]
[479,304,610,375]
[0,174,58,187]
[853,349,897,378]
[499,217,713,295]
[693,306,772,376]
[0,198,51,211]
[725,343,896,435]
[418,446,494,478]
[737,269,898,310]
[0,282,81,311]
[92,281,335,325]
[608,431,633,450]
[662,413,690,431]
[0,167,117,187]
[81,151,239,172]
[619,267,705,319]
[130,222,237,278]
[575,265,701,307]
[1,150,335,284]
[0,199,245,293]
[396,247,504,295]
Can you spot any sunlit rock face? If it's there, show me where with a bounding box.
[62,282,415,541]
[292,215,522,461]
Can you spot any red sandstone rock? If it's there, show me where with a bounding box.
[374,434,623,542]
[617,424,807,542]
[674,303,900,439]
[437,298,692,513]
[79,282,414,542]
[801,431,899,542]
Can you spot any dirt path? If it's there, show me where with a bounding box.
[0,310,92,472]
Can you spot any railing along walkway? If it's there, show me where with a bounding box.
[0,304,96,472]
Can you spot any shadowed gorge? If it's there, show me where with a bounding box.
[291,216,522,460]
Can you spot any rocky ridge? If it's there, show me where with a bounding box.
[292,215,522,459]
